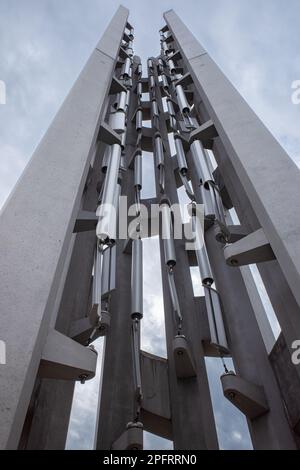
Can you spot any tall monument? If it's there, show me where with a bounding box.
[0,6,300,450]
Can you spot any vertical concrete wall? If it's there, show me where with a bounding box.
[0,5,128,449]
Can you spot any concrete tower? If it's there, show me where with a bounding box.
[0,6,300,450]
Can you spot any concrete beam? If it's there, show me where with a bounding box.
[38,329,97,381]
[140,351,172,440]
[224,228,275,267]
[73,210,98,233]
[221,372,269,420]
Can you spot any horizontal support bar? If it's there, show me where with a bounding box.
[39,329,97,381]
[119,47,130,60]
[98,121,122,145]
[189,119,218,145]
[169,50,182,62]
[224,228,276,267]
[175,72,193,88]
[109,76,127,95]
[221,372,269,420]
[73,210,98,233]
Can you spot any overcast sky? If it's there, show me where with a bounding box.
[1,0,299,450]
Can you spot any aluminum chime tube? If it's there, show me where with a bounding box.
[96,144,121,243]
[129,57,144,425]
[161,202,183,332]
[131,237,143,320]
[154,133,165,193]
[191,207,229,354]
[190,139,228,233]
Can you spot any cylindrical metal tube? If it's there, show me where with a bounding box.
[134,152,142,189]
[123,57,131,77]
[190,140,213,185]
[168,59,176,74]
[131,238,143,319]
[176,84,190,114]
[161,74,169,90]
[137,81,142,98]
[136,109,142,132]
[109,110,126,134]
[200,184,215,219]
[174,135,188,174]
[116,91,127,112]
[96,144,121,243]
[101,146,111,174]
[151,99,159,117]
[192,214,213,285]
[158,58,164,73]
[149,75,155,89]
[161,204,176,267]
[167,98,175,116]
[92,245,102,307]
[204,285,229,354]
[137,64,142,77]
[154,134,164,167]
[121,129,127,150]
[161,41,168,54]
[169,116,177,131]
[147,58,153,70]
[125,89,131,111]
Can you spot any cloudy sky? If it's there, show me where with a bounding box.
[1,0,299,450]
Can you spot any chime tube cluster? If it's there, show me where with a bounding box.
[97,33,135,244]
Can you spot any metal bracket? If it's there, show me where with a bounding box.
[38,329,97,381]
[221,372,269,420]
[224,228,276,267]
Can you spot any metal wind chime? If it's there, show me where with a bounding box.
[92,21,233,448]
